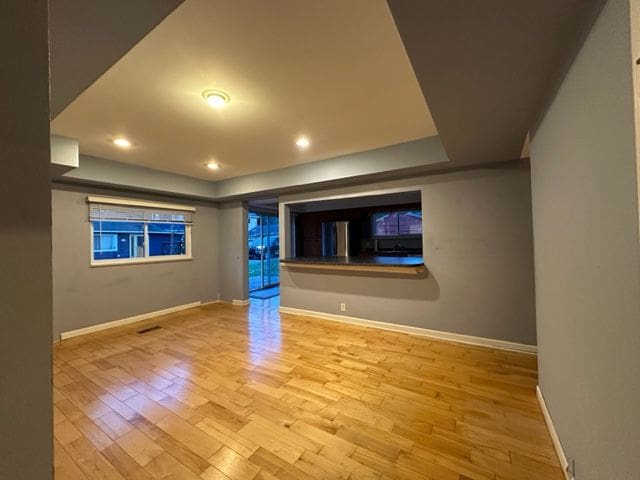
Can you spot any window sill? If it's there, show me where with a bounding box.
[90,255,193,267]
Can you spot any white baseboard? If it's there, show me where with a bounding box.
[278,306,537,354]
[60,301,202,340]
[537,385,571,480]
[200,299,222,306]
[232,299,250,306]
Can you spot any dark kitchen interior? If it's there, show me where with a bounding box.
[294,204,423,257]
[289,191,423,259]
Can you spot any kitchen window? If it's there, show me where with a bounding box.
[373,209,422,238]
[88,196,194,266]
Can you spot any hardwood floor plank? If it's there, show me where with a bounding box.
[115,429,163,467]
[143,451,201,480]
[55,419,84,446]
[54,439,88,480]
[238,420,305,464]
[101,444,155,480]
[196,416,260,458]
[95,411,133,440]
[248,447,317,480]
[156,412,223,460]
[207,446,261,480]
[289,420,357,456]
[63,436,126,480]
[294,450,349,480]
[316,446,381,480]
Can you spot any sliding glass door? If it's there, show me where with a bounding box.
[248,211,279,291]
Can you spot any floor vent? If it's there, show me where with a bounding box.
[136,325,162,334]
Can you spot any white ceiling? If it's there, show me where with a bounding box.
[51,0,437,180]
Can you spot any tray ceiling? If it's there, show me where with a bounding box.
[51,0,436,180]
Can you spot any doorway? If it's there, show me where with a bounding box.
[248,211,279,293]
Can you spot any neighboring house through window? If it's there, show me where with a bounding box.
[93,233,118,253]
[373,209,422,238]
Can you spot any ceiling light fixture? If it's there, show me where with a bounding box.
[206,161,220,170]
[202,89,230,108]
[295,137,311,149]
[113,138,132,148]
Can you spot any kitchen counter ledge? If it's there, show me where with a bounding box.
[281,256,427,276]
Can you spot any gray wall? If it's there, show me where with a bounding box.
[62,154,218,199]
[530,0,640,478]
[52,185,220,340]
[218,202,248,302]
[280,163,537,345]
[0,1,53,478]
[214,136,448,199]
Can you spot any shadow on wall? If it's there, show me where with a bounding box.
[283,268,440,301]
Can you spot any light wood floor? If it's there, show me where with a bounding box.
[53,299,563,480]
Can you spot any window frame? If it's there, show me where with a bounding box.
[371,209,423,239]
[89,196,194,267]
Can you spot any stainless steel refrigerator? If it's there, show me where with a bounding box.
[321,221,349,257]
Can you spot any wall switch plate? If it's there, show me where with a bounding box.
[340,303,346,312]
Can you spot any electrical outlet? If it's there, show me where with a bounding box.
[340,302,346,312]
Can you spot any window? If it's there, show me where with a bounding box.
[148,223,186,256]
[93,233,118,253]
[373,212,399,236]
[398,210,422,235]
[373,209,422,237]
[89,196,194,265]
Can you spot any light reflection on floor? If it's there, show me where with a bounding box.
[247,295,281,363]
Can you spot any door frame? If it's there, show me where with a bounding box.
[129,234,144,258]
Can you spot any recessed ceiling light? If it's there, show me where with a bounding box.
[113,138,132,148]
[202,89,230,109]
[206,161,220,170]
[296,137,311,149]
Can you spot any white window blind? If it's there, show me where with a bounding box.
[89,204,194,224]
